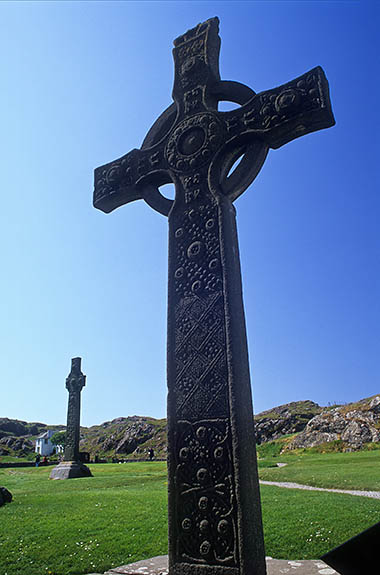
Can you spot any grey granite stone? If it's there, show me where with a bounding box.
[49,461,92,480]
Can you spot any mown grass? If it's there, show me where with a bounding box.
[258,448,380,491]
[0,458,380,575]
[261,485,380,559]
[0,463,168,575]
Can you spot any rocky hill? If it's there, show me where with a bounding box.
[254,400,322,444]
[1,394,379,459]
[79,416,167,459]
[286,395,380,451]
[0,418,64,456]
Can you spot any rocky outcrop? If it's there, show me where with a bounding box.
[288,395,380,450]
[0,436,34,452]
[254,401,322,444]
[0,418,46,439]
[2,395,379,460]
[0,418,29,437]
[115,422,155,454]
[0,419,63,457]
[78,416,166,458]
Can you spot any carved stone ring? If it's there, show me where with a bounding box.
[140,81,268,216]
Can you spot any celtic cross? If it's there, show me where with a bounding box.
[64,357,86,462]
[94,18,334,575]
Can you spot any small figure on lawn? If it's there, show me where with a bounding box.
[35,454,40,467]
[148,448,154,461]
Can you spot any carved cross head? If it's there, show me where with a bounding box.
[65,357,86,393]
[94,17,335,217]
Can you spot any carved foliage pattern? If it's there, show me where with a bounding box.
[174,419,238,566]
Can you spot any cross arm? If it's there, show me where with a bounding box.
[222,66,335,149]
[172,17,221,115]
[94,143,170,214]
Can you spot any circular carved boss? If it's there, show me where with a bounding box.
[166,113,223,172]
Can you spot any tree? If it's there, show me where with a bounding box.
[50,431,66,448]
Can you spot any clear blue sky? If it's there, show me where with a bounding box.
[0,1,378,427]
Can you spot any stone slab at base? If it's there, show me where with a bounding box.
[103,555,338,575]
[49,461,93,480]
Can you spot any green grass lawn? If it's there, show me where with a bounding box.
[0,459,379,575]
[0,463,168,575]
[258,448,380,491]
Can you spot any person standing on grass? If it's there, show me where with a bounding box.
[35,454,40,467]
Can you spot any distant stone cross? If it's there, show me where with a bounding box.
[50,357,92,480]
[64,357,86,462]
[94,18,334,575]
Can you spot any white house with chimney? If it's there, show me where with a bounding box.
[35,430,64,456]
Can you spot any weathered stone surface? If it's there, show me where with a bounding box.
[64,357,86,462]
[49,461,92,480]
[103,555,338,575]
[115,422,155,454]
[0,436,34,452]
[94,17,334,575]
[288,395,380,450]
[50,358,92,479]
[0,486,13,506]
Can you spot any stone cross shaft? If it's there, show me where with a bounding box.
[64,357,86,462]
[93,18,334,575]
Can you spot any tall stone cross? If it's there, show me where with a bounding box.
[50,357,92,479]
[64,357,86,462]
[93,18,334,575]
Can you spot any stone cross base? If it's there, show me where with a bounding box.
[102,555,338,575]
[49,461,93,480]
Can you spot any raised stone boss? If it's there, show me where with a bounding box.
[93,18,335,575]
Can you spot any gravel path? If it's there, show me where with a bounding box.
[260,480,380,499]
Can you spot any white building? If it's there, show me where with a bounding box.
[35,430,64,456]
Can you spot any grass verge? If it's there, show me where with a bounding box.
[258,449,380,491]
[0,463,168,575]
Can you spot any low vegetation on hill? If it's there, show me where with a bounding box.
[286,394,380,451]
[79,416,167,459]
[1,394,379,461]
